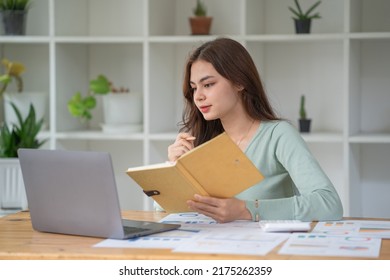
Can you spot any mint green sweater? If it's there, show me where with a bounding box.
[238,121,343,222]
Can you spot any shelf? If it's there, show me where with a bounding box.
[349,133,390,144]
[149,133,177,141]
[0,36,51,43]
[55,131,145,141]
[349,32,390,40]
[301,132,343,143]
[245,34,345,42]
[54,37,145,44]
[2,0,390,218]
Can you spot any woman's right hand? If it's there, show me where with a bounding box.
[167,133,196,162]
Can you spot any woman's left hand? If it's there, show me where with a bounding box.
[187,194,252,223]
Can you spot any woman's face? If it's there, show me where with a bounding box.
[190,60,243,122]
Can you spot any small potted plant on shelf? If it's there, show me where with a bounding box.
[189,0,212,35]
[0,58,47,129]
[288,0,321,34]
[0,0,32,35]
[298,95,311,133]
[67,75,143,133]
[0,102,45,210]
[0,102,45,157]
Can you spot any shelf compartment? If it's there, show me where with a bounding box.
[246,0,344,35]
[149,140,171,165]
[306,142,345,214]
[2,0,50,36]
[149,42,200,134]
[55,42,143,132]
[0,43,50,127]
[348,39,390,136]
[349,143,390,218]
[54,0,145,37]
[149,0,242,36]
[247,40,344,133]
[349,0,390,33]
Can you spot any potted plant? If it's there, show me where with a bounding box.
[298,95,311,133]
[0,58,47,129]
[0,0,32,35]
[67,75,143,133]
[0,102,45,211]
[189,0,212,35]
[288,0,321,34]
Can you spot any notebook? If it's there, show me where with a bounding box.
[126,132,264,212]
[17,149,180,239]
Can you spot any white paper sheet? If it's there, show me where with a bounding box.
[94,228,199,249]
[94,212,287,256]
[312,220,390,239]
[173,228,288,256]
[279,233,381,258]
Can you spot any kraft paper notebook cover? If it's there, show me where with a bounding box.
[126,132,264,213]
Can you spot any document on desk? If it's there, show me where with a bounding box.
[279,233,381,258]
[312,220,390,239]
[172,228,288,256]
[94,213,288,256]
[94,229,199,249]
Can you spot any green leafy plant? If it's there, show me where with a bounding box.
[299,95,307,119]
[0,0,31,11]
[67,75,129,122]
[0,58,25,98]
[193,0,207,17]
[0,102,45,158]
[289,0,321,20]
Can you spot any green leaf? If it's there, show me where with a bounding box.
[89,75,110,94]
[0,101,46,158]
[0,74,11,83]
[304,1,322,18]
[288,7,301,19]
[83,95,96,109]
[70,91,82,102]
[294,0,303,15]
[67,74,112,122]
[0,0,31,10]
[289,0,321,20]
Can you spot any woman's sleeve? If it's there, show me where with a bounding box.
[248,122,343,222]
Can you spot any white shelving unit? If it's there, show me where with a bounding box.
[1,0,389,218]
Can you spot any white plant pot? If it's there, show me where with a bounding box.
[101,92,143,133]
[0,158,28,210]
[3,92,47,129]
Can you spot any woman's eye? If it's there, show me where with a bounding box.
[204,83,214,88]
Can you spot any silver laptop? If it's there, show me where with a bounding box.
[17,149,180,239]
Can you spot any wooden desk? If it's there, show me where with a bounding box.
[0,211,389,260]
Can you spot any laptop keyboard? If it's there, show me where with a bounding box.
[123,226,149,235]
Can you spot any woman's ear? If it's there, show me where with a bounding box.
[235,84,245,93]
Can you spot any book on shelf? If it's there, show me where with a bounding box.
[126,132,264,213]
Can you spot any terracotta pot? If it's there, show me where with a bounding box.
[189,16,212,35]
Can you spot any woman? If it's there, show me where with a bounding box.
[168,37,343,223]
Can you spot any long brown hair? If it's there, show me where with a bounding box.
[181,37,279,146]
